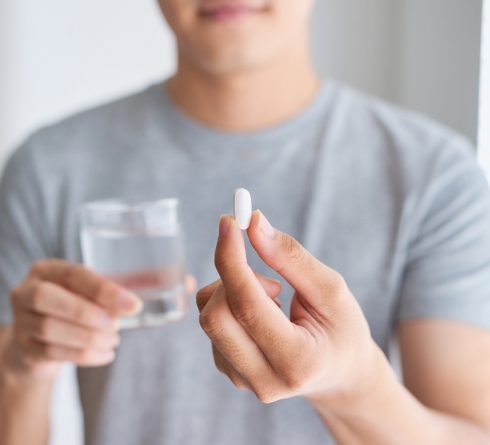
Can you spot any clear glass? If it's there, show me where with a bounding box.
[80,198,186,329]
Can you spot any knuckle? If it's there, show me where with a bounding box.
[229,297,260,330]
[85,331,102,348]
[71,302,89,323]
[230,373,247,390]
[235,380,249,391]
[29,260,45,277]
[282,372,305,393]
[214,360,225,375]
[213,255,227,274]
[198,280,221,296]
[77,349,114,366]
[13,326,30,346]
[214,255,236,277]
[42,343,58,360]
[99,351,115,365]
[195,288,206,301]
[76,348,104,365]
[76,349,92,364]
[328,270,347,296]
[196,288,211,310]
[37,317,53,338]
[280,234,307,265]
[199,309,224,338]
[213,353,226,375]
[29,282,50,311]
[253,386,277,404]
[97,281,117,302]
[63,263,83,286]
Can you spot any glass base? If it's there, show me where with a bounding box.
[119,285,186,329]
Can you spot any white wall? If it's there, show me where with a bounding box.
[311,0,400,101]
[479,0,490,178]
[310,0,483,143]
[0,1,485,445]
[396,0,482,144]
[0,0,176,169]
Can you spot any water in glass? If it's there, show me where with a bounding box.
[80,198,186,329]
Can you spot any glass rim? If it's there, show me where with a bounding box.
[80,197,179,214]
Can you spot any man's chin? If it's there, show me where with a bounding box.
[184,44,269,76]
[196,58,259,76]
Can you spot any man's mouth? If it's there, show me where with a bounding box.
[198,1,265,21]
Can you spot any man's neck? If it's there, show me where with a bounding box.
[166,36,321,132]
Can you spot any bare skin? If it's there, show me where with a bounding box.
[159,0,321,132]
[197,211,490,443]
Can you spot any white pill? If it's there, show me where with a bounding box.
[234,188,252,230]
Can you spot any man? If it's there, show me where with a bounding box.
[1,0,490,444]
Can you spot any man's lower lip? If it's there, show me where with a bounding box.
[199,7,257,21]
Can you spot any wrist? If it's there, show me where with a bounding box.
[306,341,395,418]
[306,342,437,443]
[1,337,59,388]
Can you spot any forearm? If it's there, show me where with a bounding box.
[0,329,53,445]
[310,347,490,445]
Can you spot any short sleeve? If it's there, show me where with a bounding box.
[0,143,55,325]
[397,138,490,330]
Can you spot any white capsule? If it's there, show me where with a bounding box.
[234,188,252,230]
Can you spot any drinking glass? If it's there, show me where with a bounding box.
[80,198,186,329]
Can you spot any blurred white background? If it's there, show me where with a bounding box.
[0,0,487,444]
[479,0,490,178]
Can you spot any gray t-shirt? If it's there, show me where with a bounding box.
[1,80,490,445]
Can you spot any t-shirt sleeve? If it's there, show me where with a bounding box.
[397,138,490,330]
[0,143,55,326]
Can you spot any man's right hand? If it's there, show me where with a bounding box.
[4,259,142,381]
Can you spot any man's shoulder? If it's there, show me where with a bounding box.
[333,82,473,151]
[19,83,162,162]
[330,82,477,184]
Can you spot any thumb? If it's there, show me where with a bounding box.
[247,210,346,308]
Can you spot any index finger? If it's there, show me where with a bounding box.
[30,260,142,315]
[215,215,295,363]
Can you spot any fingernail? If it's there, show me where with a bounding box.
[98,314,118,329]
[96,350,115,361]
[218,215,230,238]
[258,211,275,239]
[117,291,143,313]
[263,276,281,286]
